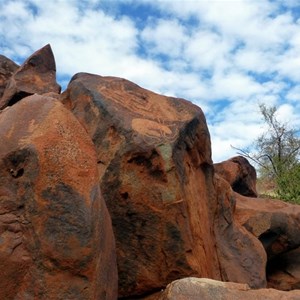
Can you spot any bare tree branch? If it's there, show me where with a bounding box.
[232,104,299,186]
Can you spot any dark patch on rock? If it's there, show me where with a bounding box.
[42,183,91,247]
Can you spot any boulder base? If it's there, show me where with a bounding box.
[157,278,300,300]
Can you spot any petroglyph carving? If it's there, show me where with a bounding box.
[132,118,178,143]
[97,80,192,122]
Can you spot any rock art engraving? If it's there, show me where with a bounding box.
[131,118,178,143]
[97,79,193,122]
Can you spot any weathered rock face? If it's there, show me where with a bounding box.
[62,73,221,297]
[0,55,19,98]
[0,44,61,110]
[0,95,117,299]
[216,156,300,291]
[213,175,267,288]
[235,195,300,259]
[62,73,267,297]
[214,156,257,197]
[235,194,300,291]
[157,277,300,300]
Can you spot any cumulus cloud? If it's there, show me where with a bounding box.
[1,0,300,163]
[141,19,188,58]
[276,103,300,129]
[286,86,300,102]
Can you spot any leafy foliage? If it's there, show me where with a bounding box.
[234,104,300,203]
[277,164,300,203]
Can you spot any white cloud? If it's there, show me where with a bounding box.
[1,0,28,18]
[1,0,139,73]
[276,49,300,82]
[141,19,187,58]
[276,103,300,128]
[286,86,300,102]
[234,48,275,73]
[1,0,300,164]
[210,71,263,100]
[184,30,232,71]
[210,137,237,163]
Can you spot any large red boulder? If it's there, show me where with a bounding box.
[0,44,61,110]
[0,95,117,299]
[214,156,257,197]
[156,277,300,300]
[62,73,266,297]
[62,73,220,297]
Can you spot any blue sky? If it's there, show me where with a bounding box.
[1,0,300,162]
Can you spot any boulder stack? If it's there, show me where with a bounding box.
[1,44,300,299]
[61,73,266,296]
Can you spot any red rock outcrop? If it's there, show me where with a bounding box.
[0,95,117,299]
[0,55,19,98]
[215,156,300,291]
[214,156,257,197]
[62,73,266,297]
[235,194,300,291]
[214,175,267,288]
[0,44,61,110]
[62,73,220,297]
[236,195,300,254]
[156,277,300,300]
[4,44,299,299]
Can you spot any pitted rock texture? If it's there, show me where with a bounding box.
[62,73,266,297]
[157,277,300,300]
[214,156,257,197]
[0,95,117,299]
[0,44,61,110]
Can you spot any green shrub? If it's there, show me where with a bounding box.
[276,164,300,204]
